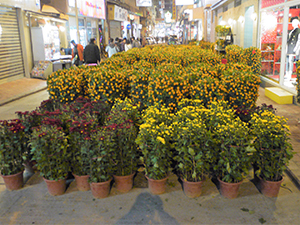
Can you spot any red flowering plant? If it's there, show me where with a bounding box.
[0,119,27,175]
[88,127,116,183]
[16,110,44,167]
[105,99,139,176]
[68,113,99,176]
[29,119,70,181]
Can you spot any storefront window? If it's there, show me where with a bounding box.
[283,4,300,89]
[260,7,284,81]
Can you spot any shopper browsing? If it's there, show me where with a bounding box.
[71,40,84,66]
[84,38,100,65]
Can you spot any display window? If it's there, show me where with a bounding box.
[260,7,284,80]
[284,5,300,89]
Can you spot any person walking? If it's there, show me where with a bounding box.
[120,38,126,52]
[125,39,132,52]
[105,38,118,58]
[84,38,100,64]
[71,40,84,66]
[131,37,141,48]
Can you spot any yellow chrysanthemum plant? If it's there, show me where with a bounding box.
[171,101,210,182]
[221,69,261,110]
[204,101,253,183]
[225,45,244,64]
[47,67,86,104]
[135,103,173,180]
[241,47,262,75]
[249,111,293,182]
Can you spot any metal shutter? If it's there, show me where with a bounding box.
[109,21,121,39]
[0,6,24,82]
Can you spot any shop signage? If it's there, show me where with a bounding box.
[114,5,128,22]
[161,0,165,9]
[175,0,194,5]
[127,24,131,29]
[261,0,284,9]
[136,0,152,7]
[79,0,106,19]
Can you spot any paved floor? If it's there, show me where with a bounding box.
[0,78,300,224]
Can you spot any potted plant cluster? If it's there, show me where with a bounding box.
[0,119,26,190]
[250,110,293,197]
[171,104,210,198]
[136,103,173,195]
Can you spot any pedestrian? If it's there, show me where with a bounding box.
[105,38,118,58]
[125,39,132,52]
[120,38,126,52]
[71,40,84,66]
[84,38,100,64]
[131,37,141,48]
[115,37,121,52]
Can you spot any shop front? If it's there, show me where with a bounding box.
[68,0,105,47]
[0,0,40,84]
[260,0,300,93]
[107,4,128,39]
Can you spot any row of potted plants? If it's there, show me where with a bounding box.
[1,97,292,199]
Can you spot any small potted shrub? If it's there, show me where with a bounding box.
[88,128,115,198]
[213,117,252,199]
[29,121,70,196]
[250,110,293,197]
[68,114,98,191]
[207,101,253,199]
[172,104,210,198]
[136,103,173,195]
[106,99,140,193]
[0,119,27,190]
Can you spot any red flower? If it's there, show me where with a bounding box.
[221,59,227,64]
[252,50,256,54]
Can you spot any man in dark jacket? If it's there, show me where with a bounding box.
[84,38,100,64]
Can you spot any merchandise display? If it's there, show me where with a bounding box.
[31,61,53,80]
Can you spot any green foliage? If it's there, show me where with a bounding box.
[30,125,70,180]
[105,100,140,176]
[88,128,114,183]
[136,104,173,179]
[172,104,210,182]
[250,110,293,181]
[0,120,27,175]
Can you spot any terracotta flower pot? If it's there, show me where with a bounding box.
[43,177,66,196]
[181,178,205,198]
[72,173,90,191]
[113,172,135,193]
[146,176,168,195]
[1,171,24,191]
[90,178,112,199]
[218,178,243,199]
[259,176,284,198]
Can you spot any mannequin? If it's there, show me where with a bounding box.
[286,18,300,80]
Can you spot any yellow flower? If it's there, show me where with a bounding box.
[157,136,165,144]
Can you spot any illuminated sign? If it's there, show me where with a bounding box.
[114,5,128,21]
[136,0,152,7]
[79,0,106,19]
[175,0,194,5]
